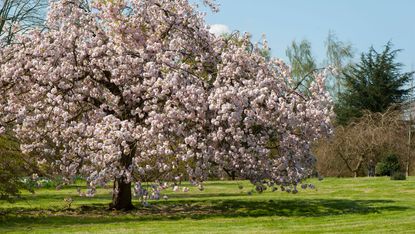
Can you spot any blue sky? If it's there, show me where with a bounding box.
[199,0,415,71]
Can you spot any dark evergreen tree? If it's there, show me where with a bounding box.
[335,42,414,125]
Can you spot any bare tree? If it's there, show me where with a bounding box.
[314,109,414,177]
[0,0,47,46]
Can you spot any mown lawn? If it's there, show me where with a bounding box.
[1,177,415,233]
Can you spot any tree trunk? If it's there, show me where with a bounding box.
[110,177,133,210]
[407,119,412,177]
[110,143,136,210]
[223,167,236,180]
[352,157,363,178]
[406,159,410,177]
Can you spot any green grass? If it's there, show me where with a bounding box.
[1,177,415,233]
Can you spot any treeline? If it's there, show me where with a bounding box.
[285,33,414,177]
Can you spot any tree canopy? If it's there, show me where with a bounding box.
[335,42,413,125]
[285,32,354,97]
[0,0,332,209]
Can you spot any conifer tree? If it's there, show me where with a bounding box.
[335,42,413,125]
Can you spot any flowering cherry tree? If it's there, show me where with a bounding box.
[0,0,332,210]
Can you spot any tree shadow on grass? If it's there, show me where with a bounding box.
[0,192,250,210]
[19,191,248,201]
[0,198,407,229]
[154,198,406,219]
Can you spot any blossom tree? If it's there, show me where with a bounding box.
[0,0,332,210]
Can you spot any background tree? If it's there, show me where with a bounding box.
[314,110,413,177]
[0,134,30,199]
[286,39,316,92]
[335,42,414,125]
[324,31,354,97]
[286,39,316,81]
[285,32,353,97]
[0,0,47,46]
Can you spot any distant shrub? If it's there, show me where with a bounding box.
[375,163,385,176]
[375,154,400,176]
[391,171,406,180]
[0,135,33,200]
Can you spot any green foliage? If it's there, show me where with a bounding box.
[335,42,413,125]
[375,163,385,176]
[375,154,401,176]
[285,32,354,97]
[325,32,354,72]
[324,31,354,97]
[391,171,406,180]
[0,134,34,200]
[286,39,316,82]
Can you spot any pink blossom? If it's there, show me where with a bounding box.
[0,0,332,197]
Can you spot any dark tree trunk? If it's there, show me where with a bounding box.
[223,167,236,180]
[110,177,133,210]
[110,143,136,210]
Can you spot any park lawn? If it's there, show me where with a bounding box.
[1,177,415,233]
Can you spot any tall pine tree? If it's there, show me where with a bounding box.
[335,42,414,125]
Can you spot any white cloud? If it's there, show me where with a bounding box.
[209,24,231,37]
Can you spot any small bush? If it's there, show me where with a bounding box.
[0,134,33,200]
[375,163,385,176]
[375,154,400,176]
[391,171,406,180]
